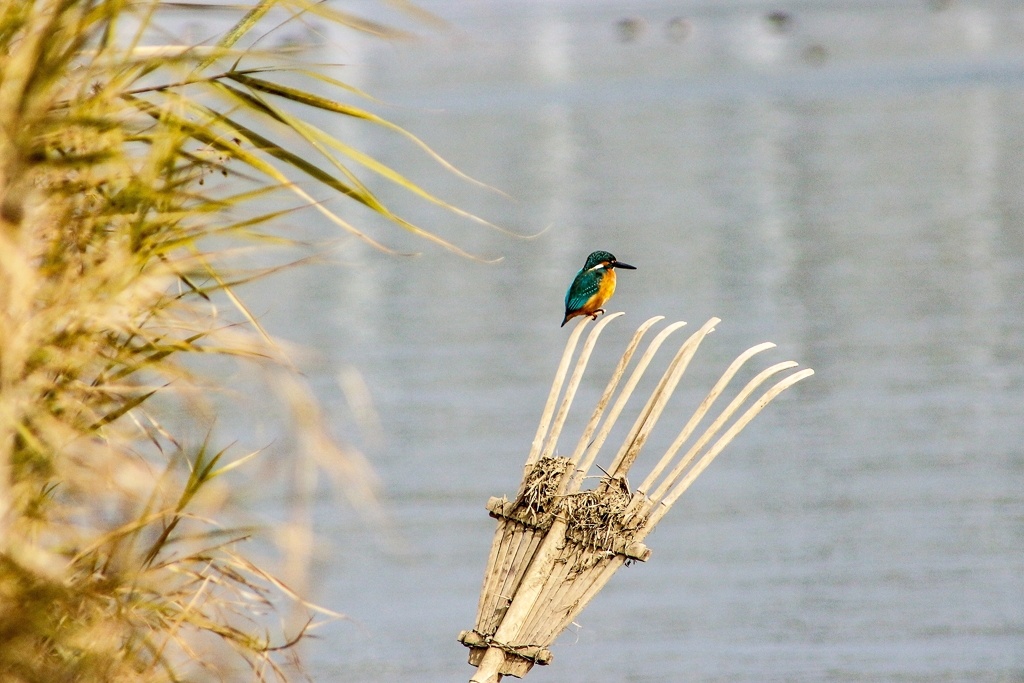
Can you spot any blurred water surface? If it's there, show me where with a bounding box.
[240,1,1024,681]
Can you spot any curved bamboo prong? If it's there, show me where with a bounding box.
[607,317,720,479]
[644,367,814,529]
[566,320,688,494]
[640,360,799,516]
[538,313,624,463]
[525,316,591,470]
[634,342,777,498]
[556,316,665,496]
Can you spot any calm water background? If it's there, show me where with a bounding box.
[234,1,1024,680]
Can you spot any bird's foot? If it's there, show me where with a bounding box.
[589,308,605,320]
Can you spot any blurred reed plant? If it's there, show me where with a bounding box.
[0,1,480,680]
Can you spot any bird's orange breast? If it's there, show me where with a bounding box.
[580,268,616,315]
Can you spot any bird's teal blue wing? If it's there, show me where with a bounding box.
[565,269,601,313]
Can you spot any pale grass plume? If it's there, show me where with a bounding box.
[0,0,489,680]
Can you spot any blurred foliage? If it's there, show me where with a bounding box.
[0,0,480,680]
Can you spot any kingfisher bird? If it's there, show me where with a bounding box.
[561,250,637,327]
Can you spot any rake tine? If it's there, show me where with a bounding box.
[639,360,799,517]
[645,368,814,529]
[538,313,624,463]
[607,317,719,480]
[634,342,777,498]
[556,316,664,495]
[566,320,688,494]
[525,316,591,471]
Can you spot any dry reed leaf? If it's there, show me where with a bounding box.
[0,0,498,680]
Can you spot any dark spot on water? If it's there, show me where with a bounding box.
[617,17,646,43]
[766,10,793,33]
[802,43,829,65]
[665,17,692,43]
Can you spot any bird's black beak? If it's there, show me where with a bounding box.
[611,261,636,270]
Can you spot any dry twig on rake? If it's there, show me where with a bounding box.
[459,314,813,682]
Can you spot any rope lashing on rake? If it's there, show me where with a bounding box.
[460,314,813,682]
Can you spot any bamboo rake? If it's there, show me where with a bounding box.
[461,314,812,683]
